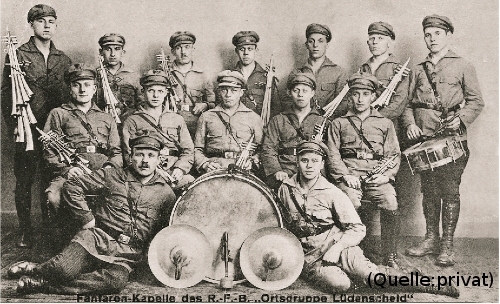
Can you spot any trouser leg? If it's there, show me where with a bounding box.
[302,261,352,292]
[336,182,362,210]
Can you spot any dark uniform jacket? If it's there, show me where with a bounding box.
[401,50,484,141]
[62,167,175,271]
[1,36,72,130]
[44,102,122,177]
[261,108,323,177]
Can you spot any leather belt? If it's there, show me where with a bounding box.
[178,105,194,112]
[278,147,296,156]
[75,145,107,154]
[206,151,239,159]
[340,149,383,160]
[412,102,461,112]
[101,226,144,249]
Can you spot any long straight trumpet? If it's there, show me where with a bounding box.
[156,48,180,112]
[311,84,350,141]
[3,29,36,151]
[98,55,121,124]
[371,58,410,108]
[261,54,277,127]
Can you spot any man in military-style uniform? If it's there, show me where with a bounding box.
[43,64,122,236]
[326,74,402,269]
[261,71,323,189]
[278,141,458,297]
[1,4,72,247]
[297,23,349,118]
[7,134,176,295]
[122,69,195,189]
[194,70,262,173]
[169,31,216,136]
[231,31,281,117]
[96,33,141,122]
[403,15,484,266]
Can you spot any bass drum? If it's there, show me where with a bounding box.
[169,169,283,284]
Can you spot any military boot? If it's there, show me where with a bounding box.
[436,199,460,267]
[380,209,401,269]
[406,195,440,256]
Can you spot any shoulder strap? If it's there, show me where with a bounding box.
[137,113,181,150]
[286,184,316,228]
[346,117,376,153]
[422,62,440,99]
[69,110,98,141]
[171,71,196,105]
[214,111,241,149]
[284,114,308,141]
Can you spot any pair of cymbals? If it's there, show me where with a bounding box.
[148,225,304,290]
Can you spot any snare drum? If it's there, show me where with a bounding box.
[169,169,283,284]
[403,136,465,174]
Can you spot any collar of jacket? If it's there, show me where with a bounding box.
[421,49,460,65]
[19,36,64,56]
[362,53,399,68]
[123,167,167,185]
[281,107,322,117]
[234,61,266,75]
[171,61,204,73]
[106,62,134,74]
[209,102,254,113]
[342,107,385,119]
[61,102,103,113]
[304,56,338,71]
[283,174,334,191]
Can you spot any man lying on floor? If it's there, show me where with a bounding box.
[8,134,175,294]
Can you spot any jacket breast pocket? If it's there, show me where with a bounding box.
[146,207,160,220]
[96,122,110,138]
[321,82,336,92]
[341,135,356,147]
[234,125,252,140]
[65,126,83,138]
[439,76,460,91]
[165,127,179,142]
[189,88,203,102]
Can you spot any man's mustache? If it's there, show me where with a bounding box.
[139,163,150,169]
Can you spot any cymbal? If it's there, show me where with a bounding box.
[148,224,212,288]
[240,227,304,290]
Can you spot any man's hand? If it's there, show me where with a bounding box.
[274,171,289,182]
[193,103,208,115]
[170,168,184,182]
[82,218,95,229]
[407,124,423,140]
[67,167,85,179]
[445,115,461,131]
[322,243,345,264]
[203,161,222,172]
[365,174,390,186]
[343,175,361,190]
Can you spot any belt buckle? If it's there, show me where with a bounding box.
[117,234,130,245]
[181,104,191,112]
[356,151,366,159]
[86,145,96,153]
[292,148,296,156]
[366,153,374,160]
[224,151,235,159]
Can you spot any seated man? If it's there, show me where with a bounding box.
[278,141,458,297]
[261,71,323,189]
[194,70,263,173]
[122,69,195,189]
[8,134,176,295]
[44,64,122,226]
[326,73,400,268]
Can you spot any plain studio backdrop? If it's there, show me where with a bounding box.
[1,0,498,237]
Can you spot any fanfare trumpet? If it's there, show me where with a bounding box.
[156,48,180,112]
[3,29,36,151]
[311,84,350,141]
[360,154,399,184]
[260,54,277,127]
[371,58,410,109]
[98,56,121,124]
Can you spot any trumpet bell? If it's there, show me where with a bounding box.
[240,227,304,291]
[148,224,212,288]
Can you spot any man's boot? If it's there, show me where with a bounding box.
[406,195,440,256]
[381,209,401,269]
[17,276,48,294]
[436,199,460,266]
[358,207,380,262]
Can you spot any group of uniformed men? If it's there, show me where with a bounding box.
[2,3,483,297]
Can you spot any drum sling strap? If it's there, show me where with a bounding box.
[69,110,109,152]
[421,62,461,119]
[170,70,196,105]
[215,111,242,149]
[285,114,308,141]
[137,113,182,151]
[346,117,379,156]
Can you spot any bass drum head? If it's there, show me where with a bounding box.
[169,170,283,284]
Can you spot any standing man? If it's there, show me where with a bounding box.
[7,134,176,295]
[1,4,72,247]
[194,70,262,173]
[298,23,349,118]
[232,31,281,117]
[326,74,402,269]
[96,33,141,122]
[277,141,458,297]
[403,15,484,266]
[261,71,323,189]
[169,31,215,136]
[122,70,195,189]
[43,64,122,238]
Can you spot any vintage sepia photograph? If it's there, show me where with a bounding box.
[1,0,498,302]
